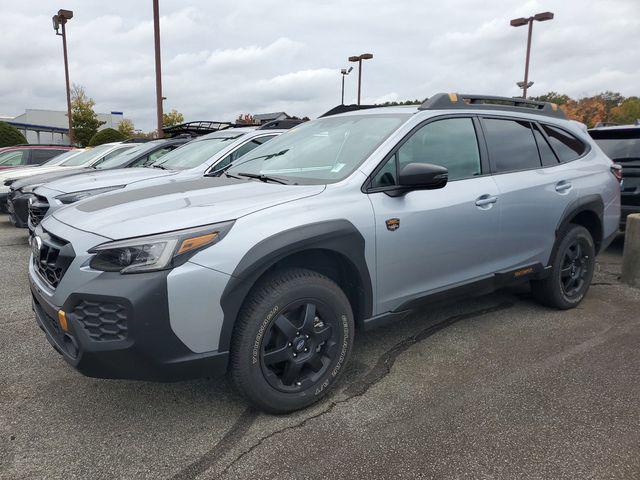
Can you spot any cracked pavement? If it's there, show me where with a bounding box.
[1,216,639,479]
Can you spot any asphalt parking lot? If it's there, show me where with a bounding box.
[1,216,639,480]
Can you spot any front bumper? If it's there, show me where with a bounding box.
[0,192,7,213]
[7,190,31,228]
[29,265,229,382]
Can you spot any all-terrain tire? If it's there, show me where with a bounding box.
[532,224,596,309]
[230,268,354,414]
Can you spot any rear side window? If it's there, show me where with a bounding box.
[31,149,64,164]
[371,117,481,188]
[483,118,541,173]
[541,125,586,162]
[532,125,559,167]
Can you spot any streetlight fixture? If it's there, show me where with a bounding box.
[152,0,164,138]
[348,53,374,105]
[510,11,554,98]
[52,9,74,145]
[340,67,353,105]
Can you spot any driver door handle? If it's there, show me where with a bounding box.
[475,195,498,207]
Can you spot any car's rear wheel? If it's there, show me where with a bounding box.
[230,268,354,413]
[532,224,596,309]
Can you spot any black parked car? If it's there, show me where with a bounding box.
[589,122,640,230]
[7,137,189,228]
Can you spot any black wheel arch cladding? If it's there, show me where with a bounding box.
[555,194,605,254]
[218,219,373,353]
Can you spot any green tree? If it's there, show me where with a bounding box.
[0,122,27,147]
[162,109,184,127]
[117,119,135,138]
[610,97,640,125]
[71,84,105,147]
[530,92,571,105]
[88,128,126,147]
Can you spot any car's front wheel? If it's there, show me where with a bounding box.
[532,224,596,309]
[230,268,354,413]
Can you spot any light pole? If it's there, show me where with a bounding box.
[340,67,353,105]
[510,12,554,98]
[152,0,164,138]
[348,53,373,105]
[52,9,74,145]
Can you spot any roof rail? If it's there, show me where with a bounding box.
[319,104,379,118]
[258,118,305,130]
[419,93,567,119]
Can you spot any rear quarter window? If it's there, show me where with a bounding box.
[541,124,587,163]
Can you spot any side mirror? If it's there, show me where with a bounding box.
[397,162,448,192]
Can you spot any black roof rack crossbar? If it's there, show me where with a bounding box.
[419,93,566,119]
[162,121,236,137]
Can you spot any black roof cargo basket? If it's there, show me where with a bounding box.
[258,118,305,130]
[419,93,567,119]
[163,121,235,137]
[319,104,379,118]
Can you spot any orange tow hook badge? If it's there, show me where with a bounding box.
[58,310,69,332]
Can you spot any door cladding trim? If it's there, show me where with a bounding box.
[363,263,545,330]
[555,194,604,253]
[218,219,373,352]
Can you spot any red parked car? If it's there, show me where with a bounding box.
[0,144,75,171]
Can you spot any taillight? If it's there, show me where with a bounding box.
[611,163,623,183]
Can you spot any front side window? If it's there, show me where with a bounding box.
[0,150,28,166]
[31,149,65,164]
[213,135,277,172]
[483,118,541,173]
[372,117,481,188]
[61,144,122,167]
[542,124,586,162]
[153,135,242,170]
[226,114,409,184]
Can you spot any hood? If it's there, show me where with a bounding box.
[0,165,72,183]
[43,168,175,194]
[9,167,88,190]
[53,176,325,239]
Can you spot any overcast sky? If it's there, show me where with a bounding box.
[1,0,638,131]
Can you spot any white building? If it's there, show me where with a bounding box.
[4,109,124,145]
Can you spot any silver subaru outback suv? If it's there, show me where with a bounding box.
[29,93,620,413]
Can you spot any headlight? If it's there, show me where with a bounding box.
[88,221,234,274]
[21,183,43,194]
[56,185,125,205]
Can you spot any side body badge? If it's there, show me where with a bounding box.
[386,218,400,231]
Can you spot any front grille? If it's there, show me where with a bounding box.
[72,300,128,341]
[33,231,74,289]
[29,195,49,228]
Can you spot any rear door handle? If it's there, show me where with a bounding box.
[475,195,498,208]
[555,181,572,193]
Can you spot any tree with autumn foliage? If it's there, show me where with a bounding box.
[530,91,640,128]
[235,114,257,125]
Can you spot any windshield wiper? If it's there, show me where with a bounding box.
[236,172,289,185]
[151,164,167,170]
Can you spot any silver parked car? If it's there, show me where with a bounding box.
[28,127,286,230]
[28,94,620,413]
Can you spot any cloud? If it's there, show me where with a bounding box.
[1,0,639,130]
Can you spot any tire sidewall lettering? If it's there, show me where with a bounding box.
[251,304,279,365]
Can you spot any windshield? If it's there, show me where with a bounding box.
[61,144,120,167]
[94,143,155,170]
[225,114,409,184]
[41,149,82,166]
[152,135,240,170]
[592,131,640,161]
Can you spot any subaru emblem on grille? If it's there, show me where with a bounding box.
[31,235,42,258]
